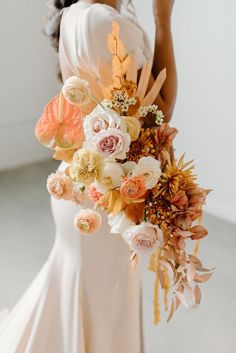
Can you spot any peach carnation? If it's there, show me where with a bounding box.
[74,209,101,234]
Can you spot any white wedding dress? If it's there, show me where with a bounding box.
[0,2,150,353]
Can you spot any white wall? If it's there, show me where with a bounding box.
[0,0,59,170]
[133,0,236,224]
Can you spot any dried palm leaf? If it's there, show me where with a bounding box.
[126,55,138,83]
[141,68,166,106]
[136,59,153,100]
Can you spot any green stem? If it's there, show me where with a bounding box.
[91,94,105,111]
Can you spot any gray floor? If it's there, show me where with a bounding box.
[0,160,235,353]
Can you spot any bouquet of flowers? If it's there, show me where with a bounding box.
[35,22,213,323]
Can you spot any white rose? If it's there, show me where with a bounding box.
[122,161,136,176]
[86,128,131,160]
[108,211,135,234]
[132,156,161,189]
[94,161,125,193]
[83,106,127,140]
[122,222,163,255]
[62,76,91,106]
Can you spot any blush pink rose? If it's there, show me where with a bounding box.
[90,129,131,160]
[74,209,101,234]
[47,171,73,200]
[122,222,163,255]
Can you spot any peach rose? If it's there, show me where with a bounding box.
[122,222,163,255]
[120,176,146,201]
[74,209,101,234]
[47,171,72,200]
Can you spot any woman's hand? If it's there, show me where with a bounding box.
[153,0,175,25]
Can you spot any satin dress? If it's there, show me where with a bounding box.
[0,2,150,352]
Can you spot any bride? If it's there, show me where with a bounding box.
[0,1,176,352]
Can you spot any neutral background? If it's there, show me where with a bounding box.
[133,0,236,224]
[0,0,235,224]
[0,1,59,169]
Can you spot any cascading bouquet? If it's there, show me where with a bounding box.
[35,22,213,323]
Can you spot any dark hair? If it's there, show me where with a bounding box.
[44,1,79,52]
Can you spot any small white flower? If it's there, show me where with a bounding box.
[155,110,165,125]
[139,104,164,125]
[102,99,113,109]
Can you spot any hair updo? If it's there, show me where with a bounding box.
[44,0,79,52]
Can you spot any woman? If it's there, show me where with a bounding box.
[0,1,177,352]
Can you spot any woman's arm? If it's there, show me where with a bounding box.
[150,0,177,122]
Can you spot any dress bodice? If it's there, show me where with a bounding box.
[59,1,150,82]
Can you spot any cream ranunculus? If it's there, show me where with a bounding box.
[83,106,126,140]
[122,222,163,255]
[132,156,161,189]
[108,211,135,234]
[94,160,125,193]
[86,128,131,160]
[70,148,103,185]
[62,76,91,106]
[122,116,141,141]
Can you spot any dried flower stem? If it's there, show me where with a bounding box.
[154,271,161,324]
[91,94,105,110]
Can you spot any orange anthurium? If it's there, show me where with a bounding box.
[35,94,84,149]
